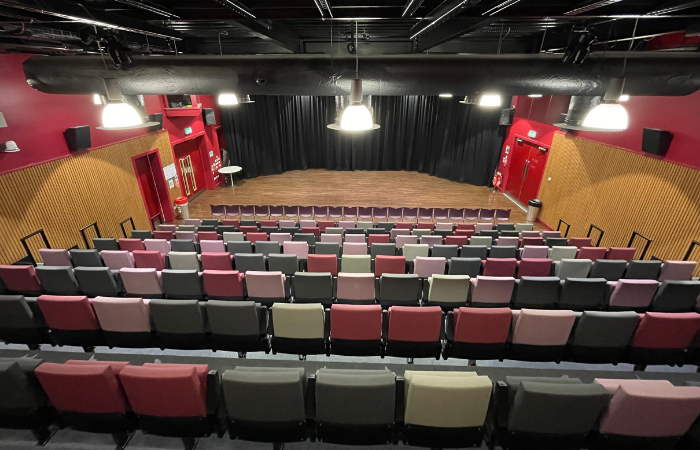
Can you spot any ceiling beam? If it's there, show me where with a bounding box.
[0,0,182,39]
[402,0,424,17]
[565,1,627,16]
[229,19,301,52]
[409,0,483,39]
[415,16,493,51]
[647,0,700,16]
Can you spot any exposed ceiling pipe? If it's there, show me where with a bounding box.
[113,0,179,19]
[213,0,256,19]
[647,0,700,16]
[23,52,700,97]
[409,0,482,40]
[402,0,424,17]
[483,0,522,16]
[565,0,627,16]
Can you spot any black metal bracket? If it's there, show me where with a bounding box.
[79,222,101,249]
[683,240,700,261]
[150,213,163,231]
[587,224,604,247]
[19,229,50,266]
[628,231,652,260]
[119,217,136,238]
[557,219,571,238]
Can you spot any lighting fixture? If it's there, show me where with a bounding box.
[479,94,502,107]
[239,95,255,104]
[439,93,453,98]
[528,94,543,98]
[459,96,477,105]
[218,93,239,106]
[2,140,19,153]
[619,94,629,102]
[582,78,629,131]
[97,79,156,130]
[93,93,102,105]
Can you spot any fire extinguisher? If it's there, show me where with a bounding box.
[492,171,503,188]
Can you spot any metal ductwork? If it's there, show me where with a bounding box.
[22,53,700,97]
[553,96,602,130]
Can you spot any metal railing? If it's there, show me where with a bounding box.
[587,224,605,247]
[150,213,163,231]
[19,229,50,266]
[119,217,136,238]
[79,222,101,249]
[556,219,571,238]
[683,240,700,261]
[628,231,653,260]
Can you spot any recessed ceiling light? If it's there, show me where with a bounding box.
[619,94,629,102]
[479,94,502,107]
[528,94,543,98]
[439,93,453,98]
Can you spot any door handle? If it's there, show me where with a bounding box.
[523,163,530,180]
[521,163,528,180]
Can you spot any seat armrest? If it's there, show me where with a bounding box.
[382,310,389,341]
[440,311,446,341]
[445,311,455,341]
[258,305,269,335]
[324,308,331,340]
[267,310,275,335]
[495,381,509,429]
[394,376,405,424]
[306,374,316,421]
[206,370,220,416]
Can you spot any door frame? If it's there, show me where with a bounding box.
[509,135,550,202]
[131,149,176,225]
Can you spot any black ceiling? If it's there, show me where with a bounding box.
[1,0,700,56]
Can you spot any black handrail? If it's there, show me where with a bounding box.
[557,219,571,238]
[627,231,653,260]
[683,240,700,261]
[19,229,50,266]
[587,224,605,247]
[79,222,101,249]
[150,213,163,231]
[119,217,136,238]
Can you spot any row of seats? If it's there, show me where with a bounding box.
[2,294,700,367]
[209,205,512,222]
[2,360,700,450]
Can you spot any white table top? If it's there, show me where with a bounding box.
[218,166,242,174]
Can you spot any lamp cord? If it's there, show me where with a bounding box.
[355,21,359,79]
[621,18,638,77]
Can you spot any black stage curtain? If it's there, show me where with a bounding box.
[220,96,505,186]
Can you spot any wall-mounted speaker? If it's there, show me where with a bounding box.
[63,126,91,152]
[642,128,673,156]
[148,112,163,131]
[203,108,216,126]
[498,108,513,126]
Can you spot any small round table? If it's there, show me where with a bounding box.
[218,165,242,187]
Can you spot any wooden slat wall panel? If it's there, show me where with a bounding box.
[0,131,178,264]
[539,133,700,273]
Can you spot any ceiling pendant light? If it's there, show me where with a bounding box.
[478,94,502,107]
[459,96,477,105]
[239,95,255,104]
[218,93,239,106]
[528,94,543,98]
[93,93,103,105]
[97,79,154,130]
[582,77,629,131]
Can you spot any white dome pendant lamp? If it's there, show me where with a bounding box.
[582,77,629,131]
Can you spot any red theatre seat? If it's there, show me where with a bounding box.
[301,227,321,237]
[307,254,338,276]
[374,256,406,276]
[385,306,443,359]
[367,234,390,245]
[329,304,383,356]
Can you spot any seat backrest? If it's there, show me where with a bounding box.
[93,238,120,251]
[267,254,299,275]
[659,260,696,281]
[453,307,511,343]
[605,247,636,261]
[370,243,396,258]
[200,252,233,271]
[133,250,166,271]
[388,306,442,342]
[119,364,208,418]
[35,266,80,295]
[448,257,482,276]
[512,309,576,346]
[482,258,517,277]
[320,235,343,250]
[431,245,459,259]
[572,311,640,348]
[74,266,120,297]
[420,235,443,248]
[234,253,266,273]
[118,238,146,252]
[343,242,368,255]
[246,271,286,298]
[337,273,375,301]
[445,236,469,247]
[206,300,261,336]
[590,259,628,281]
[271,303,324,339]
[92,296,151,332]
[460,245,489,260]
[545,245,578,261]
[202,269,245,300]
[545,237,569,248]
[293,272,333,302]
[35,362,127,414]
[167,251,200,270]
[36,295,99,330]
[315,242,341,257]
[284,241,309,259]
[375,256,406,276]
[395,235,418,248]
[149,299,205,335]
[513,276,561,308]
[200,240,226,253]
[577,247,608,261]
[624,260,663,279]
[556,258,592,279]
[307,254,338,276]
[101,250,135,270]
[247,232,269,244]
[609,279,660,309]
[144,239,171,254]
[631,312,700,349]
[0,360,46,411]
[470,236,493,249]
[119,267,163,296]
[228,241,254,254]
[652,280,700,312]
[170,239,197,253]
[428,274,470,305]
[496,237,519,247]
[330,304,382,341]
[340,255,372,273]
[413,256,446,278]
[368,234,390,246]
[559,277,607,309]
[567,237,592,249]
[69,249,103,267]
[404,372,492,428]
[39,249,72,267]
[0,265,41,295]
[153,231,174,241]
[517,258,552,278]
[131,230,154,240]
[390,229,410,240]
[470,276,515,304]
[162,269,204,299]
[403,244,430,262]
[378,274,421,306]
[521,246,550,259]
[223,232,245,242]
[175,230,196,241]
[269,232,293,244]
[514,223,534,232]
[315,368,396,426]
[0,295,38,330]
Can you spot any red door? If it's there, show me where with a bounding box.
[173,138,206,199]
[506,138,529,200]
[132,151,175,228]
[506,138,549,204]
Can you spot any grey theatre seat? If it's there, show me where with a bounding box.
[512,276,560,309]
[558,278,607,310]
[314,368,397,445]
[131,230,153,240]
[74,267,122,297]
[240,220,258,227]
[0,359,52,444]
[569,311,640,363]
[149,299,207,349]
[0,296,49,348]
[281,227,299,236]
[448,257,482,276]
[489,246,518,259]
[293,233,316,247]
[293,272,334,306]
[460,246,489,260]
[589,259,627,281]
[377,222,395,232]
[197,225,217,232]
[234,253,266,273]
[206,301,269,353]
[378,274,421,308]
[367,228,385,235]
[545,237,568,247]
[228,241,254,254]
[268,254,299,275]
[93,238,120,251]
[624,260,663,279]
[650,280,700,312]
[69,249,103,267]
[170,239,197,253]
[432,245,459,259]
[162,269,205,300]
[371,243,396,259]
[202,219,221,226]
[217,225,237,235]
[255,241,280,256]
[345,228,365,235]
[260,226,279,234]
[497,223,516,231]
[315,242,340,257]
[35,266,80,295]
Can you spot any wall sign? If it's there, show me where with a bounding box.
[185,127,192,135]
[528,130,537,138]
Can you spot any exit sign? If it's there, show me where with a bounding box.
[528,130,537,138]
[185,127,192,135]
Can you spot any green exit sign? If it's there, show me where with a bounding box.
[528,130,537,138]
[185,127,192,135]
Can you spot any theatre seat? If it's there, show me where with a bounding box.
[0,359,53,444]
[314,368,396,445]
[624,260,663,279]
[608,279,659,311]
[554,258,592,279]
[35,362,135,447]
[512,276,560,309]
[70,249,104,267]
[445,307,512,360]
[336,273,375,304]
[559,278,607,310]
[448,257,482,276]
[606,247,636,261]
[234,253,266,273]
[469,276,515,307]
[228,241,253,254]
[569,311,639,364]
[658,260,696,281]
[378,274,420,308]
[413,256,446,278]
[118,238,145,252]
[91,297,155,348]
[246,271,287,306]
[521,246,550,259]
[149,299,208,350]
[131,230,153,240]
[37,295,102,349]
[0,295,50,348]
[627,312,700,366]
[39,248,72,267]
[482,258,517,277]
[93,238,120,251]
[590,259,627,281]
[119,364,218,447]
[402,244,430,262]
[577,246,608,261]
[445,236,469,247]
[120,268,163,298]
[168,251,200,270]
[284,241,309,260]
[270,303,326,356]
[144,239,171,254]
[200,240,226,253]
[255,241,280,256]
[516,258,552,278]
[341,255,371,273]
[132,250,166,271]
[206,301,269,354]
[35,266,80,295]
[315,241,340,256]
[200,252,233,271]
[567,237,592,249]
[162,269,205,300]
[74,267,123,297]
[651,281,700,312]
[385,306,443,359]
[329,304,382,356]
[170,239,197,253]
[343,242,367,255]
[222,367,307,443]
[427,275,470,309]
[374,255,406,276]
[371,243,396,259]
[293,272,333,306]
[202,270,244,300]
[403,371,492,448]
[431,245,459,259]
[509,309,576,362]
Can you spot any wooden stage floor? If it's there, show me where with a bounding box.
[187,169,532,224]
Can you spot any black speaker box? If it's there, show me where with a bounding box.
[203,108,216,126]
[499,108,513,126]
[642,128,673,156]
[63,126,91,152]
[148,112,163,131]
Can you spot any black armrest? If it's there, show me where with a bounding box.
[258,305,269,336]
[495,381,509,429]
[306,374,316,421]
[394,376,405,424]
[382,310,389,341]
[324,308,331,340]
[332,276,337,300]
[267,309,275,335]
[206,370,220,416]
[445,311,455,341]
[440,312,446,341]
